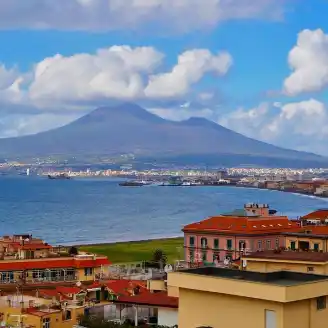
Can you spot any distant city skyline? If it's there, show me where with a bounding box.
[0,1,327,154]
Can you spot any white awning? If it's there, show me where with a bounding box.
[87,288,101,292]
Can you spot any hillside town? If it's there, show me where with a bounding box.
[1,204,328,327]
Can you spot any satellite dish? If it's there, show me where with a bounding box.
[76,281,82,287]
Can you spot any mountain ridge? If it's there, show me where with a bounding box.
[0,103,325,165]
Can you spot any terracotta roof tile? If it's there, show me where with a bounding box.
[116,291,178,308]
[0,257,110,271]
[302,210,328,220]
[183,216,300,235]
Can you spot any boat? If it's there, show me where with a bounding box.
[160,176,183,186]
[119,181,145,187]
[47,173,71,180]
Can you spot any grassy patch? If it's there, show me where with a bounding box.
[79,237,184,264]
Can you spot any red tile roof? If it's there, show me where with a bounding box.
[0,257,110,271]
[56,286,81,294]
[183,216,300,235]
[116,291,178,308]
[105,280,147,296]
[302,210,328,220]
[18,243,52,250]
[284,225,328,236]
[103,279,178,308]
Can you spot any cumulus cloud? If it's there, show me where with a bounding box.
[0,0,286,32]
[145,50,232,98]
[24,46,232,108]
[219,99,328,155]
[0,45,231,136]
[283,29,328,95]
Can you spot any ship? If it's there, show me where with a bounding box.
[160,176,184,186]
[119,180,150,187]
[47,173,71,180]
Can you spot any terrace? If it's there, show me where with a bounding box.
[168,267,328,303]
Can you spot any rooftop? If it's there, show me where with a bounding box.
[302,209,328,220]
[183,216,300,235]
[244,250,328,262]
[0,256,110,271]
[177,267,328,286]
[282,226,328,238]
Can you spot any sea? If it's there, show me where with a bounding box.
[1,176,328,245]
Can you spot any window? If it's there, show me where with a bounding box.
[266,240,271,250]
[189,250,194,262]
[214,239,219,249]
[201,238,207,248]
[63,310,72,321]
[307,266,314,272]
[213,252,220,262]
[275,238,279,248]
[227,239,232,249]
[189,236,195,246]
[257,240,262,250]
[202,251,207,262]
[317,296,326,310]
[265,310,277,328]
[290,241,296,250]
[314,243,319,251]
[42,318,50,328]
[84,268,93,276]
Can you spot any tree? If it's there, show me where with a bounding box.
[69,246,78,256]
[152,249,168,268]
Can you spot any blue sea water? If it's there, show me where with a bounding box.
[0,176,328,245]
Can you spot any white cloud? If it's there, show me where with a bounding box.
[283,29,328,95]
[219,99,328,155]
[0,113,80,138]
[0,44,232,136]
[28,46,164,106]
[148,106,214,122]
[145,50,232,98]
[25,46,232,108]
[0,0,286,32]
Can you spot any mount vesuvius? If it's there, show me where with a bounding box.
[0,103,325,166]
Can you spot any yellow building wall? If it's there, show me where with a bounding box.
[246,260,326,275]
[283,298,328,328]
[178,288,284,328]
[286,237,326,251]
[77,266,102,281]
[1,304,84,328]
[178,287,328,328]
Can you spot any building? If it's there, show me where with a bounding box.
[0,288,85,328]
[242,250,328,274]
[86,279,178,326]
[0,234,110,285]
[183,203,300,264]
[301,209,328,225]
[168,267,328,328]
[283,226,328,252]
[0,254,110,284]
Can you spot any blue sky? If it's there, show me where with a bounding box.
[0,0,328,154]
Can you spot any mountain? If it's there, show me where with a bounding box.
[0,103,326,166]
